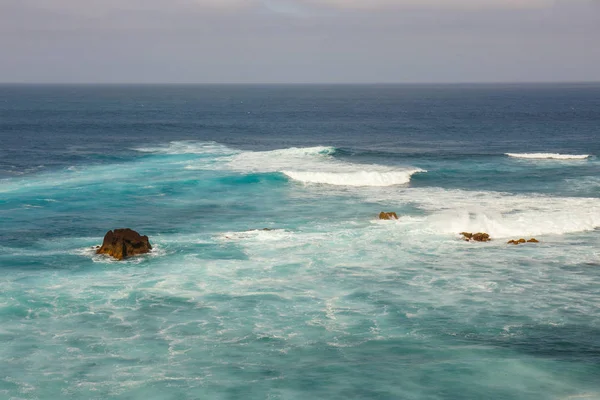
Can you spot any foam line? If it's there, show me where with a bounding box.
[506,153,590,160]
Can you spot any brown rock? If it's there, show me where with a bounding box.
[379,212,399,220]
[472,233,491,242]
[460,232,491,242]
[507,240,519,245]
[96,229,152,260]
[527,238,539,243]
[518,238,526,244]
[460,232,473,240]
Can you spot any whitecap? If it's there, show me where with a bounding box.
[282,169,425,187]
[224,146,425,187]
[133,141,235,156]
[506,153,590,160]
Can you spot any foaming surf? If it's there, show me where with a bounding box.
[506,153,590,160]
[72,244,167,264]
[224,145,425,187]
[132,141,426,187]
[357,187,600,238]
[282,169,424,187]
[134,141,236,156]
[218,229,291,242]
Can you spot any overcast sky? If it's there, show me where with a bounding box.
[1,0,599,83]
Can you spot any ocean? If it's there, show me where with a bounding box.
[1,84,599,399]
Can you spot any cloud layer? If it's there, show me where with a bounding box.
[0,0,598,83]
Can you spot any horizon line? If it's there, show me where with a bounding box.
[1,81,600,86]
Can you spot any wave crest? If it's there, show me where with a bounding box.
[134,141,235,155]
[226,146,423,187]
[283,169,425,187]
[134,141,423,187]
[506,153,590,160]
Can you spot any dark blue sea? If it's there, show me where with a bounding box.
[1,84,600,399]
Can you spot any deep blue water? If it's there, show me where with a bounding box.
[1,84,600,399]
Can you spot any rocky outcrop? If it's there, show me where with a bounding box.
[460,232,491,242]
[96,229,152,260]
[379,212,399,220]
[508,238,539,245]
[472,233,491,242]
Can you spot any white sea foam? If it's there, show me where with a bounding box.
[129,141,426,187]
[225,146,337,172]
[218,229,291,242]
[225,146,425,187]
[363,187,600,238]
[282,169,424,187]
[506,153,590,160]
[134,141,235,156]
[72,243,166,264]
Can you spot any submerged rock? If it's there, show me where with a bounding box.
[96,229,152,260]
[379,212,399,220]
[460,232,491,242]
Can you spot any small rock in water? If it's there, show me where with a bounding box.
[96,228,152,260]
[507,238,540,245]
[460,232,473,240]
[472,233,491,242]
[379,212,399,220]
[460,232,491,242]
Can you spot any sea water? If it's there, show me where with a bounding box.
[1,84,599,399]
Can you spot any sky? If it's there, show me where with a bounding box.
[0,0,599,83]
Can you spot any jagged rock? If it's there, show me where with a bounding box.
[472,233,491,242]
[460,232,491,242]
[96,229,152,260]
[379,212,398,220]
[527,238,539,243]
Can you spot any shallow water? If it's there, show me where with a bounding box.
[1,84,600,399]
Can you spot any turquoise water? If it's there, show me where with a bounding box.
[1,85,600,399]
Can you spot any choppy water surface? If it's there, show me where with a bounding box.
[1,84,600,399]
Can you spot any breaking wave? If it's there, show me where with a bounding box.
[225,145,424,187]
[134,142,423,187]
[506,153,590,160]
[282,169,425,187]
[365,187,600,238]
